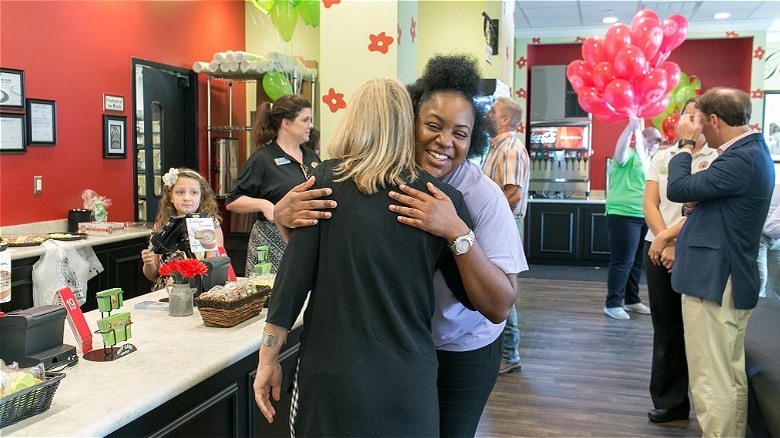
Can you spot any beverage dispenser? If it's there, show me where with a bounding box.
[212,138,238,197]
[528,124,591,197]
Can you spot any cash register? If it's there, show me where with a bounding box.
[0,305,77,368]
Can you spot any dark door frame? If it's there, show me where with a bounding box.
[131,58,198,222]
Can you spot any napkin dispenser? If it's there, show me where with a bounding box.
[193,256,231,296]
[0,305,77,368]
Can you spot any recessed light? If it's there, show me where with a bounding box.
[602,16,618,24]
[713,12,731,20]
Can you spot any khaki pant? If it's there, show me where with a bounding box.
[682,277,752,437]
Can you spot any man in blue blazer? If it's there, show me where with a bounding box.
[667,87,775,437]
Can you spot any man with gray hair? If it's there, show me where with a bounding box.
[669,87,775,437]
[483,96,530,374]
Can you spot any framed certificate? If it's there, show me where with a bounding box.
[26,98,57,145]
[0,113,26,153]
[0,68,25,109]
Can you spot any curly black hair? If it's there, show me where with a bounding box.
[408,54,490,159]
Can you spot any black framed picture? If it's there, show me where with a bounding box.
[0,113,27,153]
[26,98,57,145]
[103,115,127,158]
[0,68,25,109]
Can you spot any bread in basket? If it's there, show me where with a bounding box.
[195,280,270,328]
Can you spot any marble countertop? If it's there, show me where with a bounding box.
[3,288,306,437]
[4,222,152,261]
[528,197,606,204]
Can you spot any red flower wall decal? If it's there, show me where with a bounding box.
[515,88,527,99]
[322,88,347,113]
[368,32,394,54]
[516,57,527,70]
[410,17,416,43]
[754,46,766,60]
[751,89,764,99]
[532,37,541,44]
[750,123,761,131]
[323,0,339,8]
[397,23,402,46]
[726,31,739,38]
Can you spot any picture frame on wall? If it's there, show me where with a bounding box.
[103,115,127,158]
[0,113,27,153]
[26,98,57,145]
[0,68,25,109]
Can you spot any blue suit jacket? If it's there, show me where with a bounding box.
[667,132,775,309]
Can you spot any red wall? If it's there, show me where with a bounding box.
[527,38,753,191]
[0,1,246,226]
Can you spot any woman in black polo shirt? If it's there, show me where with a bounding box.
[226,95,320,275]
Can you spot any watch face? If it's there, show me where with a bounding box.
[455,239,470,253]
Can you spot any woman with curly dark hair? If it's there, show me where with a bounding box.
[273,54,528,437]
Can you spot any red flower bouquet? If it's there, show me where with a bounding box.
[159,259,208,284]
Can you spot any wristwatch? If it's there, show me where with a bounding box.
[449,229,475,256]
[677,139,696,149]
[261,329,279,347]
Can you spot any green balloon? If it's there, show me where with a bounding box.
[250,0,275,14]
[297,0,319,27]
[271,0,297,42]
[262,70,293,101]
[679,72,690,88]
[675,85,695,108]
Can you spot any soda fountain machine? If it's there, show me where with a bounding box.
[528,124,591,198]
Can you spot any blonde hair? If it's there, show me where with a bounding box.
[329,78,418,194]
[153,167,222,228]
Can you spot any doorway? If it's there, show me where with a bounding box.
[131,59,198,223]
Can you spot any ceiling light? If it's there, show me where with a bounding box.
[713,12,731,20]
[602,16,619,24]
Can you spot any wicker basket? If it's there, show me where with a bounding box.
[0,372,65,428]
[195,286,270,328]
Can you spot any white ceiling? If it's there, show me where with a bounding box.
[514,1,780,38]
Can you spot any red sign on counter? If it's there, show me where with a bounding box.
[55,287,93,354]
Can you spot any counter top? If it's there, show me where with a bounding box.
[528,197,606,204]
[6,227,152,261]
[3,288,306,437]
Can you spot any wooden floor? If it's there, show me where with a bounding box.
[476,278,702,437]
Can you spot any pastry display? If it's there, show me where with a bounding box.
[0,235,48,247]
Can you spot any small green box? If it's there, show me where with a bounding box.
[96,312,132,346]
[96,288,123,312]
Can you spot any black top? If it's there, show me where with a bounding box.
[225,142,320,221]
[267,159,472,436]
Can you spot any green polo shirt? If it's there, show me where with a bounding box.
[606,148,645,218]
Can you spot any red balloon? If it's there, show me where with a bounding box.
[592,61,616,91]
[566,60,593,92]
[647,50,670,68]
[578,87,614,116]
[582,36,608,68]
[662,113,680,143]
[631,9,660,28]
[631,16,663,61]
[638,96,670,119]
[634,68,668,107]
[604,79,635,113]
[613,45,648,80]
[595,112,627,123]
[660,14,689,53]
[604,24,632,59]
[658,61,681,92]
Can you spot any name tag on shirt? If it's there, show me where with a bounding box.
[274,157,291,166]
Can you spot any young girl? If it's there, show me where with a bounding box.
[141,167,224,290]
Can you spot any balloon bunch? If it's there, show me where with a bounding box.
[650,72,702,142]
[566,9,689,123]
[250,0,320,42]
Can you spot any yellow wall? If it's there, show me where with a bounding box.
[417,0,503,79]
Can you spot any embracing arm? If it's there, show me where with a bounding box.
[273,176,336,243]
[225,195,275,222]
[389,183,516,323]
